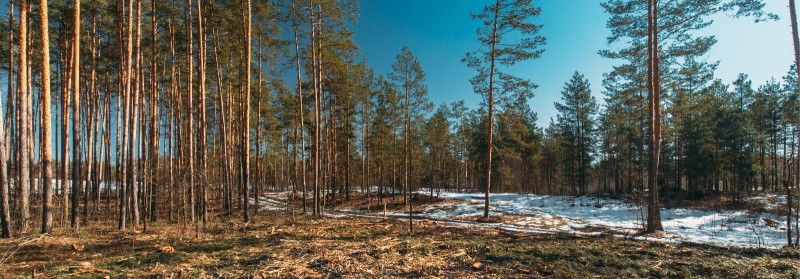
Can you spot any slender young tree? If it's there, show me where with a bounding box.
[292,2,307,214]
[40,0,55,234]
[388,46,429,231]
[119,0,135,231]
[197,0,208,228]
[187,0,195,225]
[243,0,252,223]
[71,0,83,231]
[19,0,31,233]
[789,0,800,247]
[463,0,545,218]
[1,1,13,238]
[310,0,321,217]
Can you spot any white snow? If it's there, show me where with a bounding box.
[255,189,794,248]
[416,191,791,248]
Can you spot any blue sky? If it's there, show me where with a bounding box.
[0,0,795,161]
[353,0,796,128]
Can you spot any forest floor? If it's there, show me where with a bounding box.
[266,191,796,248]
[1,211,798,278]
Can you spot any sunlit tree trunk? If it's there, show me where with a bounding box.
[19,0,31,233]
[129,0,142,229]
[148,0,158,225]
[40,0,54,234]
[119,0,134,231]
[83,1,99,226]
[67,0,82,231]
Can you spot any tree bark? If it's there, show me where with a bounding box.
[483,0,500,219]
[242,0,251,223]
[149,0,159,225]
[40,0,54,234]
[197,0,207,228]
[1,1,13,238]
[646,0,663,233]
[19,0,31,233]
[787,0,800,246]
[310,0,321,217]
[292,8,307,215]
[254,34,262,218]
[187,0,195,226]
[168,17,176,222]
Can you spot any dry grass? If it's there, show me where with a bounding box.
[0,212,798,278]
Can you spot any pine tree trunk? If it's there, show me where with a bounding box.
[19,0,31,233]
[788,0,800,246]
[68,0,81,231]
[197,0,207,228]
[167,17,173,223]
[292,12,307,215]
[83,3,98,226]
[149,0,159,224]
[1,1,13,238]
[168,18,176,223]
[130,0,142,229]
[40,0,54,234]
[404,72,411,231]
[254,34,262,218]
[646,0,663,233]
[310,0,320,217]
[187,0,195,226]
[211,26,231,216]
[242,0,251,223]
[117,45,126,228]
[483,0,500,219]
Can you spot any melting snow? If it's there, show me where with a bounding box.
[418,191,790,248]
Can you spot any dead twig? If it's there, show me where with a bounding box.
[0,234,47,267]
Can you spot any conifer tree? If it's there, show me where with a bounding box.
[464,0,545,218]
[555,72,598,197]
[388,46,429,230]
[40,0,54,234]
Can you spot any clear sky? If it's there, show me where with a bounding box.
[353,0,796,128]
[0,0,795,161]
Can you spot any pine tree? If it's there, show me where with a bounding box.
[1,2,13,238]
[463,0,545,218]
[601,0,774,232]
[388,46,429,231]
[788,0,800,248]
[555,72,598,197]
[40,0,55,234]
[242,0,252,223]
[19,0,31,233]
[70,0,82,231]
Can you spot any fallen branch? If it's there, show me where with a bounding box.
[0,234,47,267]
